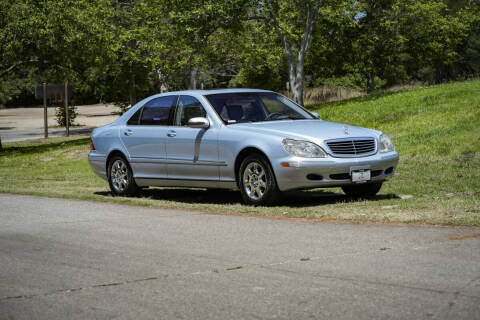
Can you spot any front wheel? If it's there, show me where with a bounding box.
[341,182,383,198]
[108,155,139,197]
[239,153,279,206]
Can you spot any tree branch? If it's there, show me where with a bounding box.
[241,15,267,21]
[0,59,39,78]
[299,1,322,60]
[264,0,295,83]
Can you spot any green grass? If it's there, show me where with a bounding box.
[1,80,479,225]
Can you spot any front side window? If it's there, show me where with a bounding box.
[140,95,178,125]
[175,95,206,126]
[205,92,313,124]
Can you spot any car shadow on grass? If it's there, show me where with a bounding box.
[1,137,89,155]
[94,188,400,207]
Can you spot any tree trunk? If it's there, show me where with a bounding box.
[289,63,304,106]
[129,68,136,106]
[367,74,375,93]
[128,38,137,106]
[156,68,168,93]
[189,67,198,90]
[265,0,320,106]
[292,78,304,106]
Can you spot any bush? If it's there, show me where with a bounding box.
[55,100,77,127]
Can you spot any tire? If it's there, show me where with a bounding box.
[238,153,279,206]
[341,182,383,198]
[107,155,140,197]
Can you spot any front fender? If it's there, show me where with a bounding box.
[217,128,287,182]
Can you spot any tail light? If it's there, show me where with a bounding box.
[90,137,96,150]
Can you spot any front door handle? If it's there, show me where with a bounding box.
[167,130,176,137]
[124,129,133,136]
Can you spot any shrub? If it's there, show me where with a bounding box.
[55,100,77,127]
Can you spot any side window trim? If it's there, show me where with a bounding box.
[171,95,180,126]
[126,107,143,126]
[175,95,207,127]
[173,95,184,126]
[138,106,145,125]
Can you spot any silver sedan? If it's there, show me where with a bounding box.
[88,89,399,205]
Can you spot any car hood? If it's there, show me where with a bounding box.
[230,120,380,143]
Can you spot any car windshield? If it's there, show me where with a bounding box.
[204,92,314,124]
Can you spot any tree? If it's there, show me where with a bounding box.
[227,22,285,90]
[251,0,330,105]
[359,0,471,89]
[437,0,480,81]
[0,0,118,105]
[154,0,248,89]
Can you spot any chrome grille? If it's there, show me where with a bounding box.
[326,138,376,157]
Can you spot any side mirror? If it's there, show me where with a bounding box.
[187,117,210,129]
[311,112,320,119]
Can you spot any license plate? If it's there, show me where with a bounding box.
[351,170,371,183]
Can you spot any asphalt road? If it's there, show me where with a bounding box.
[1,194,479,319]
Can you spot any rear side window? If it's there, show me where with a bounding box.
[140,95,178,125]
[127,108,142,125]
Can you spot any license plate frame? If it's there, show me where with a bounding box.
[351,169,371,183]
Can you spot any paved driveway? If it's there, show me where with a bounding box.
[0,194,479,319]
[0,104,119,142]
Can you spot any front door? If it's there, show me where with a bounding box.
[165,95,220,181]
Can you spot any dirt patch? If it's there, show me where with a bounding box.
[448,232,480,241]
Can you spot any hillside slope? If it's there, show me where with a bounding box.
[310,80,480,223]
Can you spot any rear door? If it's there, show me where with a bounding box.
[120,95,178,179]
[165,95,220,181]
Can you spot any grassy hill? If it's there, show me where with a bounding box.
[310,80,480,196]
[1,80,479,225]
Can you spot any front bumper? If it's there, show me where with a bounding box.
[272,151,399,191]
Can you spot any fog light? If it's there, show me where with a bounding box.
[306,174,323,181]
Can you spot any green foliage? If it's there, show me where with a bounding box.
[0,80,7,108]
[0,0,479,106]
[55,101,77,127]
[313,74,366,91]
[307,0,478,91]
[227,23,285,89]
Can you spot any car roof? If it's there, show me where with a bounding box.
[159,88,273,96]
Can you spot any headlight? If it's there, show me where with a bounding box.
[379,134,395,153]
[282,139,327,158]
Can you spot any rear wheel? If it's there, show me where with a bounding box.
[239,153,279,206]
[341,182,382,197]
[108,155,139,196]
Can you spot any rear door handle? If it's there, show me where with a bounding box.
[124,129,133,136]
[167,130,176,137]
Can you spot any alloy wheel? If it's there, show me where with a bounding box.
[110,159,129,193]
[243,161,267,201]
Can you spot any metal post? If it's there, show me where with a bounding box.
[43,83,48,138]
[65,81,69,137]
